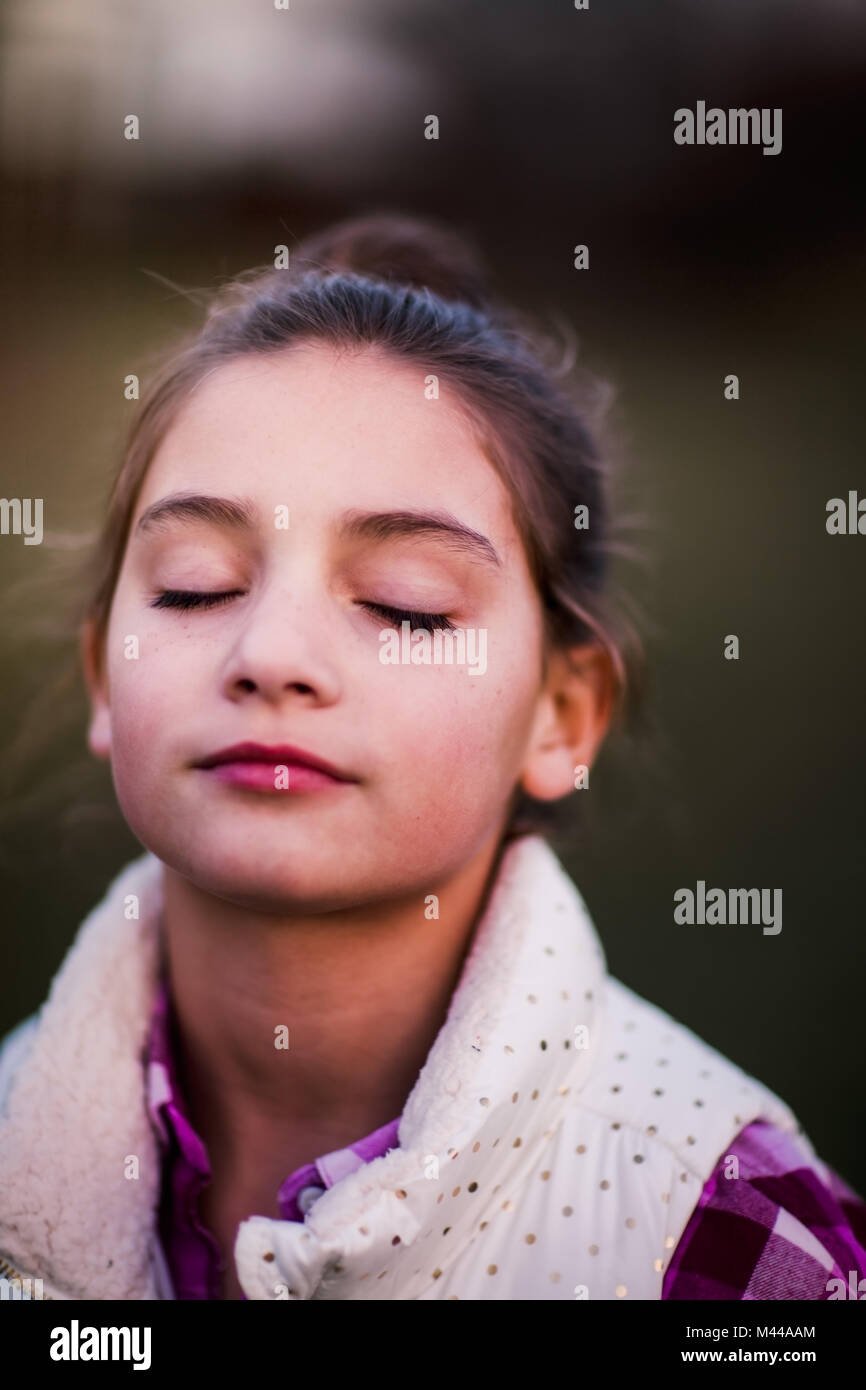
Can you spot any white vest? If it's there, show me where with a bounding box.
[0,834,821,1300]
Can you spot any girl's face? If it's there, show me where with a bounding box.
[87,343,598,912]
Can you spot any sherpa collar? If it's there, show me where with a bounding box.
[0,834,607,1300]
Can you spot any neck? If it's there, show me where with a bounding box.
[159,831,508,1183]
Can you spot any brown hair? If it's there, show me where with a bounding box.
[83,210,647,845]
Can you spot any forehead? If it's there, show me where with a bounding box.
[137,343,518,542]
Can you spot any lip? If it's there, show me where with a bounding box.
[194,741,357,793]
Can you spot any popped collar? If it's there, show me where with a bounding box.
[0,834,814,1300]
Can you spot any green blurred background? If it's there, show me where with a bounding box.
[1,0,864,1192]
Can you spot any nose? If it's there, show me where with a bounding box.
[219,581,342,708]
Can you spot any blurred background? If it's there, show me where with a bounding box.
[1,0,864,1191]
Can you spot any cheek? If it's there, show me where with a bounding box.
[369,646,540,802]
[105,629,193,762]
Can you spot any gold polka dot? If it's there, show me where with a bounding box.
[561,990,569,1000]
[588,1244,599,1255]
[525,1233,536,1244]
[625,1217,636,1228]
[540,1040,548,1050]
[680,1172,689,1183]
[544,945,554,955]
[562,1205,573,1216]
[686,1136,696,1145]
[646,1125,658,1135]
[447,1295,459,1300]
[263,1252,275,1262]
[653,1088,664,1096]
[550,1271,561,1283]
[479,1221,488,1230]
[502,1200,514,1211]
[437,1193,444,1204]
[653,1258,664,1273]
[487,1264,498,1276]
[610,1084,622,1093]
[442,1227,451,1236]
[396,1189,407,1199]
[694,1098,704,1107]
[452,1187,461,1197]
[527,994,537,1003]
[512,1091,519,1103]
[531,1088,539,1100]
[479,1097,490,1107]
[557,1085,571,1096]
[468,1181,478,1192]
[633,1154,644,1164]
[358,1226,368,1236]
[432,1268,442,1279]
[504,1045,514,1054]
[661,1192,670,1203]
[513,1137,522,1148]
[472,1142,481,1153]
[576,1144,587,1154]
[540,1170,551,1181]
[616,1284,627,1298]
[600,1179,610,1190]
[664,1236,675,1248]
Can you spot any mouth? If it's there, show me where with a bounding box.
[193,741,357,794]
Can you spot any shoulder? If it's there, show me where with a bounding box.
[0,1013,40,1115]
[663,1118,866,1299]
[576,974,806,1175]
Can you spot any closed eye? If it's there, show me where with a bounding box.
[149,591,456,632]
[358,601,455,632]
[150,590,243,611]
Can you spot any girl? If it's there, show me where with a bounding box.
[0,213,863,1301]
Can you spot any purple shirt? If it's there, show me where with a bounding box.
[145,976,866,1300]
[145,974,400,1299]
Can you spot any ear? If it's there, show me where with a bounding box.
[519,642,616,802]
[80,618,112,761]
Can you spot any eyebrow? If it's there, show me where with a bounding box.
[135,493,502,568]
[135,493,256,534]
[337,507,501,569]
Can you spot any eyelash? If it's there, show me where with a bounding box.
[149,591,455,632]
